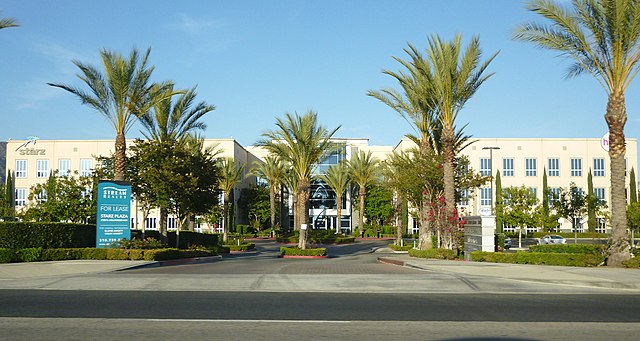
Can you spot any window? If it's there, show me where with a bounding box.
[528,187,538,199]
[480,187,492,207]
[58,159,71,177]
[570,158,582,177]
[594,158,605,177]
[167,217,177,230]
[145,217,157,230]
[80,159,92,177]
[15,160,27,178]
[15,188,26,207]
[594,187,606,203]
[37,189,47,203]
[480,158,491,176]
[572,218,584,233]
[596,218,606,234]
[548,158,559,177]
[525,158,537,177]
[36,159,49,178]
[458,189,469,206]
[502,158,514,177]
[549,187,561,204]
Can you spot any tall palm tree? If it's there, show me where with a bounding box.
[219,158,245,243]
[251,156,286,233]
[320,162,350,234]
[48,48,171,181]
[140,85,214,143]
[0,12,18,30]
[258,111,339,249]
[282,167,299,232]
[348,150,379,237]
[514,0,640,266]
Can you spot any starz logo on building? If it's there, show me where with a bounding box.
[102,186,128,199]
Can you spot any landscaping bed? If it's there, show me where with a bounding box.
[408,248,458,260]
[279,246,327,258]
[0,247,217,263]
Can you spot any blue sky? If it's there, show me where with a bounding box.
[1,0,639,148]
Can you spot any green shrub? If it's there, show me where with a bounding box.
[0,248,15,263]
[280,246,327,257]
[0,222,95,249]
[623,257,640,268]
[530,232,609,239]
[276,230,354,244]
[409,248,457,260]
[334,236,355,244]
[388,244,413,251]
[226,243,256,251]
[114,237,165,249]
[529,244,606,255]
[16,248,43,262]
[470,251,604,267]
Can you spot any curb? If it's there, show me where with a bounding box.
[120,255,222,270]
[377,257,406,266]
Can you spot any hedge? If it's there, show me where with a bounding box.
[279,246,327,257]
[225,243,256,251]
[0,222,95,249]
[0,247,216,263]
[388,244,413,252]
[529,244,606,255]
[277,230,355,244]
[470,251,604,267]
[623,258,640,268]
[408,248,458,260]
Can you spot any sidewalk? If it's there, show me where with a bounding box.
[378,253,640,291]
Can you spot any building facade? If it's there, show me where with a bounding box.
[2,136,637,235]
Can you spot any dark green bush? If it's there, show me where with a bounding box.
[408,248,457,260]
[16,248,42,262]
[529,244,606,255]
[470,251,604,267]
[226,243,256,251]
[167,231,218,249]
[0,222,95,249]
[530,232,609,239]
[114,237,165,249]
[279,246,327,257]
[623,257,640,268]
[276,230,354,244]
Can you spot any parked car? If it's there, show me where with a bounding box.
[539,235,566,245]
[504,237,512,250]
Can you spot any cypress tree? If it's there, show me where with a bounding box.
[494,170,503,233]
[587,170,596,232]
[630,167,638,203]
[5,171,15,218]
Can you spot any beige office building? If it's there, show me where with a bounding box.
[3,136,638,234]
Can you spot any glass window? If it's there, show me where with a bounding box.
[570,158,582,177]
[37,189,47,203]
[529,187,538,198]
[36,159,49,178]
[594,158,605,177]
[480,187,492,207]
[596,218,606,233]
[480,158,491,176]
[80,159,92,177]
[549,187,561,204]
[58,159,71,177]
[572,218,584,233]
[525,158,537,177]
[310,180,339,209]
[167,217,177,230]
[15,188,26,206]
[548,158,559,177]
[15,160,27,178]
[594,187,606,202]
[502,158,514,177]
[145,217,157,230]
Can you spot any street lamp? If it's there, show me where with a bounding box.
[482,146,501,215]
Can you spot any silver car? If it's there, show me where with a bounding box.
[540,235,566,245]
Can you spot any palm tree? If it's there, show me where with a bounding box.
[349,150,379,237]
[258,111,339,249]
[320,162,350,234]
[251,156,286,233]
[140,85,214,143]
[0,12,18,30]
[219,158,245,243]
[514,0,640,266]
[48,48,171,181]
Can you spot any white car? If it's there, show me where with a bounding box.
[540,235,566,245]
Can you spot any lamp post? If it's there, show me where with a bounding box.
[482,146,500,215]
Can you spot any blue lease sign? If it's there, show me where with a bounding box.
[96,180,132,248]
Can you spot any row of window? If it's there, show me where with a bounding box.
[14,159,93,178]
[463,186,608,207]
[479,157,622,178]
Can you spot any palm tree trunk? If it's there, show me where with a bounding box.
[269,187,276,231]
[114,132,127,181]
[298,178,310,249]
[159,207,168,244]
[292,193,299,231]
[359,187,366,237]
[442,127,456,214]
[395,196,403,246]
[418,200,433,250]
[605,91,631,266]
[223,193,230,243]
[336,194,343,235]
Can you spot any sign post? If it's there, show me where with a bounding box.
[96,180,132,248]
